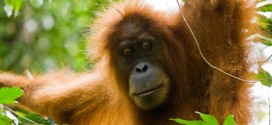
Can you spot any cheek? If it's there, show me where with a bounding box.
[114,61,133,81]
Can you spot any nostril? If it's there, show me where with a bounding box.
[135,63,148,73]
[136,68,142,73]
[142,65,148,72]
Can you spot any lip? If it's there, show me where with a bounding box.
[133,84,163,96]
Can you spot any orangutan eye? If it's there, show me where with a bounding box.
[123,48,133,57]
[142,41,152,51]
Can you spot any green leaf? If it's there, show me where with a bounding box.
[258,4,272,12]
[0,114,13,125]
[262,41,272,46]
[257,70,272,87]
[170,118,207,125]
[196,112,219,125]
[0,87,24,104]
[223,115,236,125]
[13,0,23,11]
[258,16,269,29]
[257,34,272,46]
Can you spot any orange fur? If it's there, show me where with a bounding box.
[0,0,256,125]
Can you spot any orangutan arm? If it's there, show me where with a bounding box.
[0,72,109,124]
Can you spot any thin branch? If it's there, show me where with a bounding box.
[2,105,39,124]
[265,54,272,63]
[175,0,259,83]
[116,9,123,16]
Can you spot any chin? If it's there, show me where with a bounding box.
[131,84,169,110]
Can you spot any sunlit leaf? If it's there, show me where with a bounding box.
[197,112,219,125]
[0,87,24,104]
[257,4,272,12]
[257,69,272,87]
[170,118,207,125]
[13,0,23,11]
[170,113,237,125]
[223,115,236,125]
[258,15,269,29]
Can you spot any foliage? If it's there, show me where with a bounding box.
[1,0,112,73]
[257,69,272,87]
[258,3,272,12]
[258,15,272,35]
[0,87,23,104]
[257,1,272,87]
[0,114,12,125]
[170,112,236,125]
[17,113,55,125]
[0,87,23,125]
[0,87,55,125]
[1,0,111,124]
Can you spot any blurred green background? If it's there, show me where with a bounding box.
[0,0,113,73]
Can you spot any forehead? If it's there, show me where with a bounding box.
[117,21,149,41]
[119,33,153,46]
[107,14,159,48]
